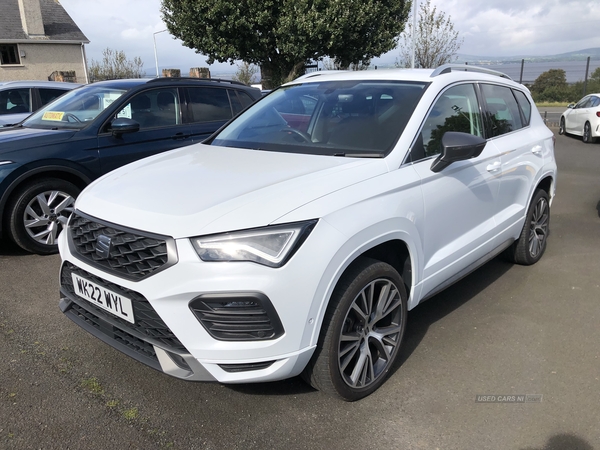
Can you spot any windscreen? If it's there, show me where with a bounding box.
[211,80,428,157]
[23,86,128,129]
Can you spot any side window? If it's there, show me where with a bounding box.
[116,88,181,129]
[39,88,70,106]
[188,87,232,123]
[574,97,589,109]
[1,88,31,114]
[237,90,255,109]
[591,96,600,108]
[513,90,531,127]
[481,84,523,137]
[415,84,482,159]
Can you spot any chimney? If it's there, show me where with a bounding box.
[18,0,46,38]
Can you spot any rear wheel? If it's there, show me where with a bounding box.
[582,122,594,143]
[509,189,550,265]
[302,258,407,401]
[558,117,565,135]
[6,178,79,254]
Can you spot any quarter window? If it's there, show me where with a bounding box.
[481,84,523,137]
[513,90,531,126]
[414,84,482,160]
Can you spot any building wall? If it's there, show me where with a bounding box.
[0,43,87,83]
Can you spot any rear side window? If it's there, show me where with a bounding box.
[482,84,523,137]
[188,87,232,122]
[39,88,70,106]
[513,90,531,126]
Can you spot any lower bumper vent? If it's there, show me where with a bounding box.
[189,293,284,341]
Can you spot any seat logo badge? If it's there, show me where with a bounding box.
[95,235,112,260]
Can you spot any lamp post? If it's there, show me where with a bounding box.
[411,0,418,69]
[153,29,168,77]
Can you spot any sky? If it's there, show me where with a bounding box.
[59,0,600,76]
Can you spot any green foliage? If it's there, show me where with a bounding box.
[161,0,410,88]
[396,0,463,68]
[88,48,144,82]
[529,68,600,103]
[232,61,259,85]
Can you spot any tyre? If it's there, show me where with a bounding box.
[558,117,565,135]
[302,258,407,401]
[582,122,594,143]
[6,178,80,254]
[509,189,550,265]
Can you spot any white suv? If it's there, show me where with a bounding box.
[58,65,556,401]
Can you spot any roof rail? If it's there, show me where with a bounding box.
[431,64,512,80]
[147,77,248,87]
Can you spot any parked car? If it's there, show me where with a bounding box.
[58,65,556,401]
[559,93,600,143]
[0,77,261,254]
[0,80,80,127]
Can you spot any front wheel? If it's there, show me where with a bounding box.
[558,117,565,135]
[6,178,80,254]
[582,122,595,143]
[302,258,407,401]
[509,189,550,265]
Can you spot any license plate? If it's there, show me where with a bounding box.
[71,273,135,324]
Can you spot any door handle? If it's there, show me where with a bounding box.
[171,133,191,140]
[486,161,501,172]
[531,145,542,155]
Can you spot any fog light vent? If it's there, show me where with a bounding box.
[189,293,284,341]
[219,361,276,373]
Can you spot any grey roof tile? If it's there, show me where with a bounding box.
[0,0,88,42]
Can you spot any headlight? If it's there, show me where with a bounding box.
[191,220,317,267]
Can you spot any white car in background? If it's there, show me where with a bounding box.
[58,65,557,401]
[0,80,80,127]
[559,93,600,143]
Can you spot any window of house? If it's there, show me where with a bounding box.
[0,44,21,65]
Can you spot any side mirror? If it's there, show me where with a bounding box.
[567,103,575,109]
[110,117,140,136]
[430,132,487,173]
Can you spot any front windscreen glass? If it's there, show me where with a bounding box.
[23,86,128,129]
[211,80,428,157]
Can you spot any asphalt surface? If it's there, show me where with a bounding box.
[1,131,599,450]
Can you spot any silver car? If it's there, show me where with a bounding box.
[0,80,81,127]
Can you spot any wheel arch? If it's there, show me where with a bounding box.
[301,224,422,350]
[0,166,91,235]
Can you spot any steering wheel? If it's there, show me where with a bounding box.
[64,113,82,123]
[280,127,311,143]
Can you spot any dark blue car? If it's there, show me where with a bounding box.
[0,77,261,254]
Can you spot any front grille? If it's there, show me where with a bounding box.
[68,212,177,281]
[189,293,284,341]
[61,262,187,353]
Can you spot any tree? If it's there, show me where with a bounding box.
[232,61,259,86]
[396,0,463,69]
[530,69,569,102]
[160,0,410,88]
[88,48,144,82]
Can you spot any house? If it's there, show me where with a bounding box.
[0,0,89,83]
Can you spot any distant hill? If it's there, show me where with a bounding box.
[456,48,600,65]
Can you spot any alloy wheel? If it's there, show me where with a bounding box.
[528,196,549,258]
[23,190,75,245]
[338,278,403,389]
